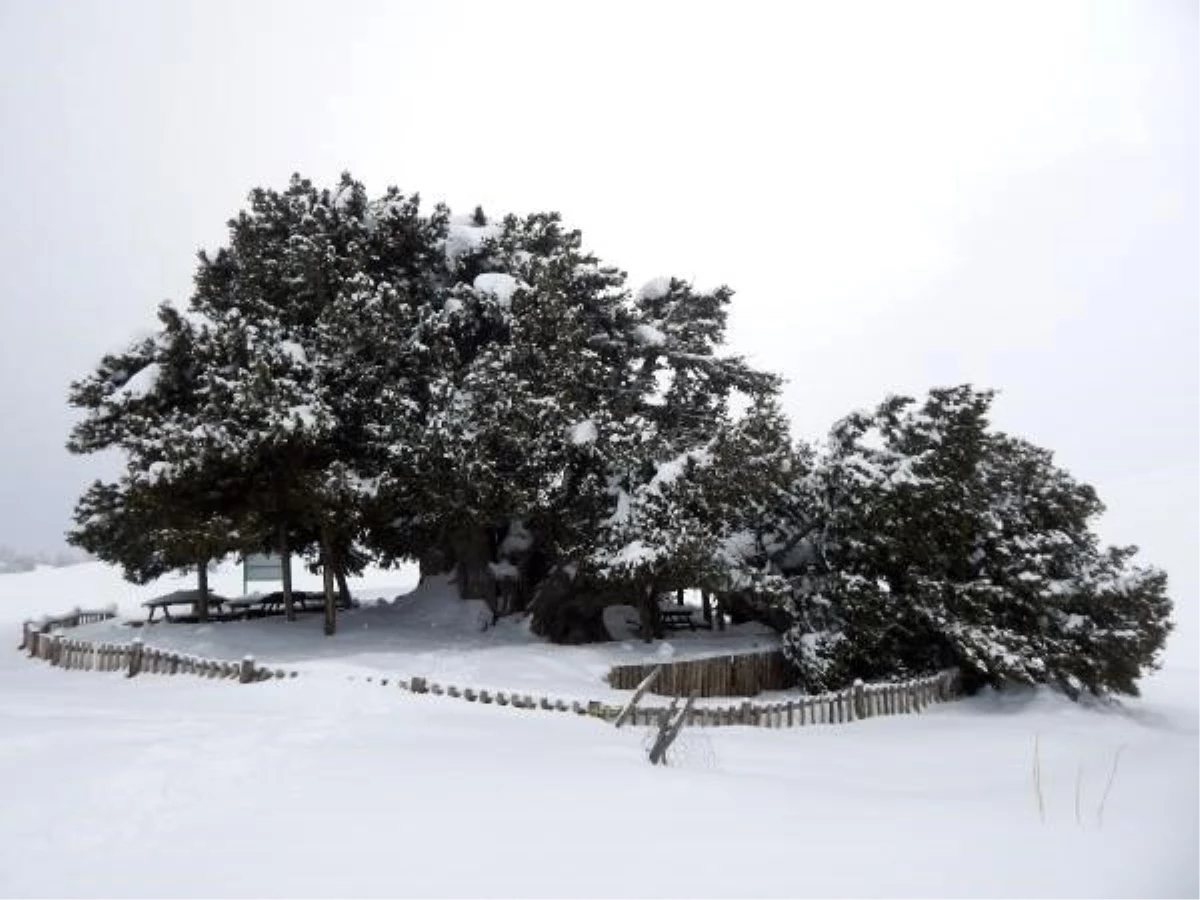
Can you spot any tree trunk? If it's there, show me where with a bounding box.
[638,583,662,643]
[279,523,295,622]
[195,558,210,622]
[676,588,685,606]
[321,528,336,636]
[701,589,713,625]
[715,594,725,631]
[454,527,496,605]
[419,546,448,585]
[334,563,351,609]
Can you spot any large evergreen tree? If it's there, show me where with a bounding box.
[65,175,1172,692]
[68,175,787,637]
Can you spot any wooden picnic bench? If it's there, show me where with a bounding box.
[660,607,699,631]
[623,606,706,634]
[225,591,335,619]
[143,595,228,624]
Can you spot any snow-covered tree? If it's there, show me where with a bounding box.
[67,173,1168,687]
[365,208,787,638]
[590,394,797,639]
[775,385,1172,697]
[67,303,244,619]
[69,174,450,631]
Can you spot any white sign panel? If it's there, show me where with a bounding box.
[243,553,290,593]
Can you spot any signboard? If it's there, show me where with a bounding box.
[243,553,290,594]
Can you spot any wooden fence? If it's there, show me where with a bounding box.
[351,668,961,728]
[18,609,962,728]
[616,669,962,728]
[20,611,296,684]
[608,648,797,697]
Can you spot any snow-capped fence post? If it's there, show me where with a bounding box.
[50,635,63,667]
[126,637,143,678]
[853,680,866,719]
[238,656,256,684]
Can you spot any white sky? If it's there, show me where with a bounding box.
[0,0,1195,649]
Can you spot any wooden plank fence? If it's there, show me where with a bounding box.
[19,610,297,684]
[18,609,962,728]
[607,649,798,697]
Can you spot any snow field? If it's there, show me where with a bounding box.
[0,561,1196,898]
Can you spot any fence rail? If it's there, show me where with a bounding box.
[18,609,961,728]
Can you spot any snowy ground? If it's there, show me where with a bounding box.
[1,562,1196,898]
[12,561,782,703]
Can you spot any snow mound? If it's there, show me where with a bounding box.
[473,272,520,306]
[637,277,673,301]
[445,221,500,266]
[569,419,598,445]
[116,362,161,399]
[632,324,666,347]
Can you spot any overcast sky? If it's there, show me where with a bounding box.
[0,1,1195,646]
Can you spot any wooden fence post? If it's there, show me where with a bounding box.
[127,637,143,678]
[614,665,663,729]
[853,680,866,719]
[649,694,695,765]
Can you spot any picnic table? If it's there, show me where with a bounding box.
[225,591,333,618]
[143,591,229,623]
[623,605,706,634]
[659,607,699,631]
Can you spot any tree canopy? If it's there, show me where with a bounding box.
[66,173,1171,695]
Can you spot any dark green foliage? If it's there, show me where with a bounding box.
[64,173,1172,695]
[772,385,1172,698]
